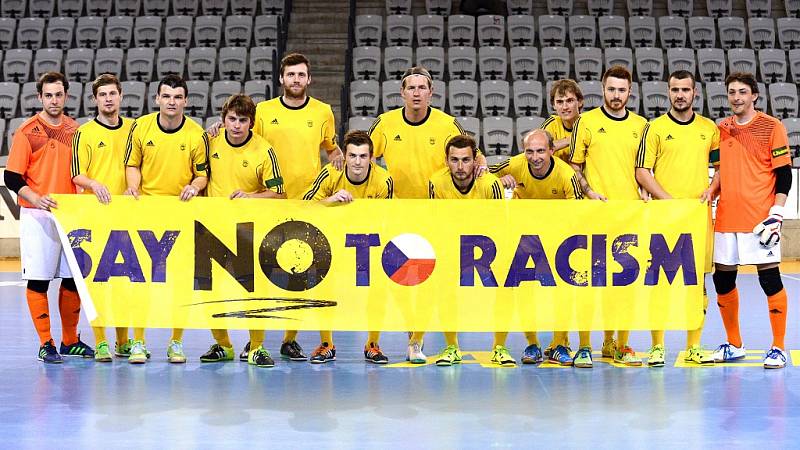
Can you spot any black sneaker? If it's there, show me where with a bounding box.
[280,340,307,361]
[60,335,95,358]
[239,341,250,361]
[364,343,389,364]
[200,343,234,362]
[310,343,336,364]
[248,346,275,368]
[38,340,63,364]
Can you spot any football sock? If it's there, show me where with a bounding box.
[58,287,80,345]
[211,329,232,348]
[26,289,51,345]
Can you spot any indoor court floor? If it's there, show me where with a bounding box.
[1,260,800,449]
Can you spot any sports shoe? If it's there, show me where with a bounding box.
[167,340,187,364]
[435,345,462,366]
[491,345,516,366]
[573,346,593,368]
[407,341,426,364]
[764,347,787,369]
[309,343,336,364]
[94,341,113,362]
[115,339,134,357]
[60,335,95,358]
[128,340,148,364]
[364,343,389,364]
[248,346,275,368]
[521,344,543,364]
[239,341,250,361]
[647,345,666,367]
[684,345,714,364]
[710,342,746,363]
[601,339,617,358]
[38,340,63,364]
[200,343,234,362]
[543,347,553,359]
[549,345,573,366]
[280,340,307,361]
[614,346,642,366]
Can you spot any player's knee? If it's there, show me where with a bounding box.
[712,269,737,295]
[27,280,50,293]
[60,278,77,292]
[757,267,783,297]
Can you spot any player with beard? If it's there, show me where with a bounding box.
[541,79,584,163]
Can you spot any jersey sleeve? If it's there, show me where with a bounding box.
[259,146,285,194]
[124,120,142,167]
[368,116,386,159]
[635,122,658,169]
[488,158,512,177]
[302,167,332,201]
[6,126,32,176]
[568,116,589,164]
[71,128,90,178]
[489,178,503,199]
[320,105,338,151]
[709,124,721,166]
[191,132,210,177]
[770,120,791,169]
[428,179,436,199]
[384,176,394,199]
[565,171,584,199]
[252,106,265,139]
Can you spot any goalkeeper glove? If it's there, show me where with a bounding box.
[753,205,784,248]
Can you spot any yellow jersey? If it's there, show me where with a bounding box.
[124,113,209,196]
[207,130,284,198]
[541,114,575,163]
[302,162,393,200]
[252,96,338,199]
[490,154,582,199]
[428,168,503,199]
[71,117,133,195]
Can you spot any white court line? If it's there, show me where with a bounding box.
[0,281,26,287]
[781,274,800,282]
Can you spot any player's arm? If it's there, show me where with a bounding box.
[235,147,287,199]
[542,117,569,151]
[565,172,584,199]
[71,130,112,204]
[488,158,517,189]
[489,178,503,199]
[368,116,385,164]
[180,133,210,201]
[568,117,606,201]
[5,129,59,209]
[123,121,142,198]
[321,106,344,170]
[634,123,670,200]
[753,122,793,248]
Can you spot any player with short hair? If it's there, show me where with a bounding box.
[428,134,502,366]
[635,70,719,366]
[569,65,648,367]
[124,74,209,364]
[707,72,792,369]
[302,130,394,364]
[71,73,134,362]
[490,129,583,366]
[541,79,584,163]
[4,71,94,363]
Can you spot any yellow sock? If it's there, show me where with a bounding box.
[283,330,298,343]
[603,330,615,342]
[523,331,539,346]
[651,330,665,347]
[133,327,145,343]
[320,330,333,346]
[171,328,183,341]
[211,329,232,348]
[493,331,508,347]
[551,331,568,348]
[249,330,265,350]
[410,331,425,343]
[92,326,106,346]
[366,331,381,348]
[617,330,630,347]
[444,332,458,347]
[115,327,129,346]
[578,331,591,348]
[686,292,708,349]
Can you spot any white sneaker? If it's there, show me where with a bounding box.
[764,347,787,369]
[710,342,746,362]
[407,341,426,364]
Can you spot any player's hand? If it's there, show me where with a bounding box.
[33,193,57,210]
[124,187,139,199]
[230,190,249,199]
[328,189,354,203]
[474,165,488,177]
[699,188,715,203]
[640,189,650,202]
[180,185,199,201]
[753,205,784,248]
[586,190,607,202]
[330,149,344,171]
[206,120,223,138]
[499,174,517,189]
[90,181,111,204]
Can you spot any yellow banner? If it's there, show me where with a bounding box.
[52,195,707,331]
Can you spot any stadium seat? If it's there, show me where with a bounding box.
[628,81,641,113]
[30,0,56,18]
[506,0,533,15]
[218,47,247,82]
[119,81,145,117]
[384,46,412,80]
[547,0,573,15]
[1,0,25,18]
[0,118,5,157]
[76,16,103,49]
[790,49,800,82]
[477,15,505,47]
[254,15,280,47]
[94,47,123,78]
[105,16,134,49]
[447,46,476,80]
[769,83,799,119]
[512,80,543,117]
[187,116,203,126]
[230,0,257,15]
[605,46,634,71]
[577,81,602,110]
[777,18,800,51]
[759,49,787,83]
[46,17,75,49]
[431,79,445,110]
[569,16,597,48]
[381,79,402,111]
[64,83,81,117]
[707,0,732,17]
[718,17,745,50]
[628,0,653,16]
[20,82,39,116]
[115,0,140,15]
[746,0,771,17]
[659,16,687,49]
[697,48,726,82]
[157,47,187,79]
[165,16,193,48]
[348,116,376,132]
[355,15,382,48]
[786,0,800,17]
[3,48,32,83]
[478,46,507,81]
[728,48,757,74]
[17,18,45,50]
[510,46,539,81]
[641,81,670,118]
[587,0,614,16]
[507,15,535,47]
[201,0,226,15]
[599,16,627,48]
[667,0,693,17]
[0,82,20,119]
[515,116,546,150]
[86,0,112,16]
[482,117,514,156]
[541,46,570,80]
[225,16,252,48]
[249,46,275,80]
[352,46,380,81]
[210,81,241,115]
[7,118,26,156]
[688,17,716,49]
[350,80,380,117]
[447,15,475,47]
[629,16,657,48]
[416,46,445,80]
[33,48,63,78]
[244,79,270,104]
[0,18,15,50]
[783,117,800,157]
[126,47,154,82]
[58,0,83,16]
[575,47,603,81]
[386,0,411,15]
[480,80,510,117]
[82,81,95,116]
[448,80,478,116]
[65,48,93,83]
[693,81,704,113]
[417,15,444,47]
[194,16,222,48]
[666,47,696,75]
[705,81,731,119]
[456,116,480,139]
[386,15,413,47]
[185,80,209,117]
[260,0,284,15]
[539,15,567,47]
[635,47,664,81]
[756,82,768,112]
[748,18,775,51]
[143,0,169,16]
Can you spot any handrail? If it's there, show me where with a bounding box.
[339,0,356,147]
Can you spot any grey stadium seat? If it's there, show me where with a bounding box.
[348,116,376,133]
[688,16,716,49]
[629,16,656,48]
[230,0,257,15]
[707,0,732,18]
[76,16,103,49]
[85,0,113,16]
[477,15,505,47]
[355,15,382,48]
[3,48,33,83]
[0,18,15,50]
[641,81,670,118]
[628,0,653,16]
[1,0,25,18]
[426,0,451,15]
[539,15,566,47]
[381,80,403,112]
[94,47,123,78]
[172,0,197,15]
[507,15,535,47]
[547,0,573,16]
[244,79,270,104]
[478,46,507,81]
[512,80,543,117]
[510,46,539,81]
[448,80,478,116]
[748,18,775,51]
[605,47,634,72]
[384,46,412,80]
[165,16,193,48]
[125,47,155,82]
[587,0,614,16]
[728,48,756,75]
[599,16,627,48]
[33,48,63,78]
[416,46,445,80]
[515,116,546,150]
[447,15,475,47]
[218,47,247,82]
[746,0,771,18]
[350,80,380,116]
[225,16,253,48]
[705,81,731,119]
[105,16,134,49]
[0,82,20,119]
[249,46,275,80]
[635,47,664,81]
[200,0,226,15]
[783,118,800,158]
[63,85,83,117]
[82,81,95,116]
[143,0,169,16]
[718,17,745,50]
[480,80,510,117]
[569,16,597,48]
[507,0,532,15]
[17,18,45,50]
[115,0,141,15]
[697,48,726,82]
[456,116,480,140]
[157,47,187,79]
[541,46,570,80]
[184,80,209,117]
[211,80,242,115]
[482,117,514,156]
[579,80,604,109]
[693,81,704,114]
[417,15,444,47]
[658,16,687,49]
[777,18,800,51]
[46,17,75,49]
[790,49,800,83]
[386,0,411,15]
[65,48,94,83]
[254,15,280,47]
[666,47,696,75]
[769,83,799,119]
[30,0,56,18]
[785,0,800,17]
[447,46,476,80]
[120,81,146,117]
[352,46,380,80]
[260,0,285,15]
[20,82,40,115]
[759,49,787,83]
[574,47,603,82]
[386,15,413,47]
[667,0,693,17]
[134,16,162,47]
[756,82,768,113]
[628,81,641,113]
[194,16,222,48]
[431,79,445,110]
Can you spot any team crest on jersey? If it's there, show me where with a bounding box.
[700,134,706,140]
[242,160,249,167]
[551,188,557,194]
[429,137,435,145]
[307,120,313,127]
[666,134,674,141]
[146,140,155,146]
[271,118,279,125]
[98,141,106,147]
[598,127,606,134]
[394,134,402,141]
[632,131,639,139]
[212,152,220,159]
[180,144,186,151]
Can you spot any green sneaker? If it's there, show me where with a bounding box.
[248,346,275,367]
[167,340,187,364]
[94,341,113,362]
[199,343,234,362]
[614,346,642,366]
[647,345,666,367]
[490,345,516,366]
[115,339,134,357]
[128,340,148,364]
[573,346,593,368]
[685,345,714,364]
[601,339,617,358]
[435,345,463,366]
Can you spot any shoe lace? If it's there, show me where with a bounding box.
[312,345,327,357]
[767,348,786,362]
[411,342,422,353]
[170,341,182,353]
[578,347,591,358]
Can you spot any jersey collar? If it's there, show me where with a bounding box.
[156,113,186,134]
[402,107,432,126]
[345,162,372,186]
[225,130,252,148]
[451,173,476,195]
[667,111,695,125]
[600,106,629,122]
[528,156,555,180]
[93,116,124,130]
[279,96,310,110]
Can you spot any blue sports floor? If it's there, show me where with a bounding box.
[2,270,800,449]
